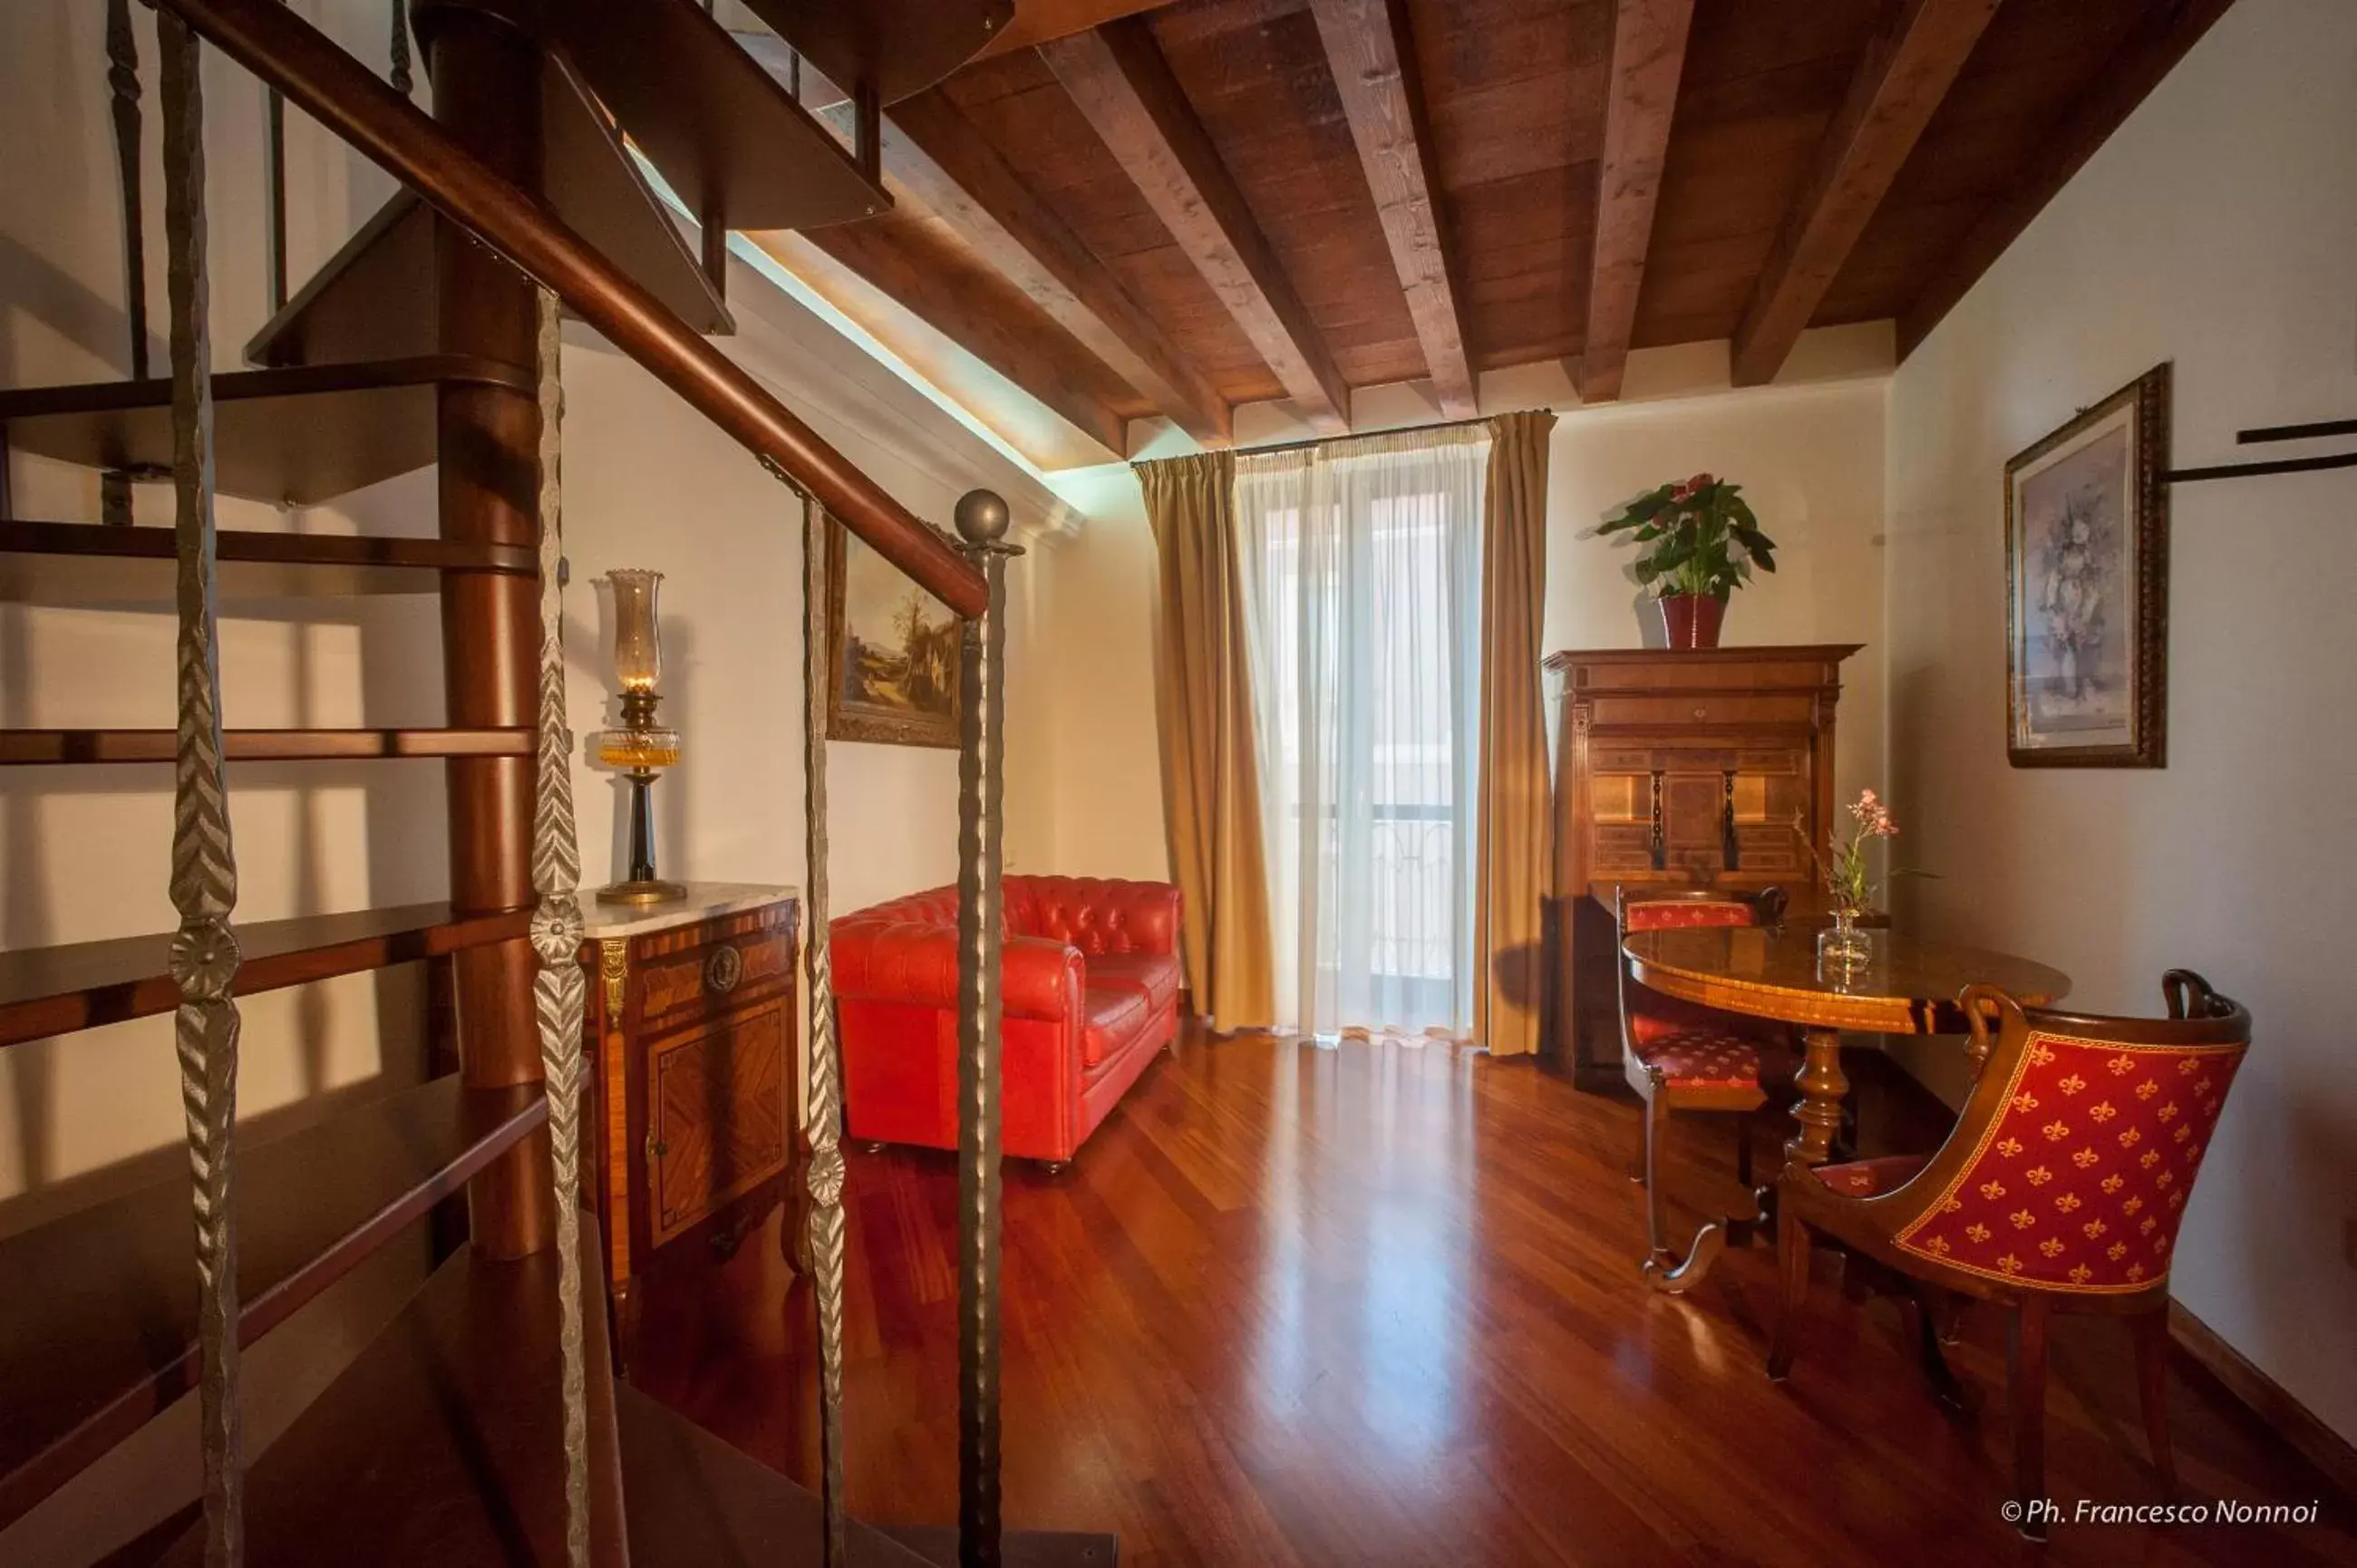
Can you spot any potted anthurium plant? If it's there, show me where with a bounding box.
[1596,472,1777,649]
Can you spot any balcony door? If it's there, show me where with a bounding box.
[1236,427,1490,1041]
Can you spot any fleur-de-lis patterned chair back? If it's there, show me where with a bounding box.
[1893,974,2247,1292]
[1770,970,2251,1536]
[1614,885,1795,1292]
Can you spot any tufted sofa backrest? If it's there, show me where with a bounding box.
[834,876,1180,958]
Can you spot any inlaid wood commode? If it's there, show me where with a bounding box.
[577,883,805,1369]
[1546,644,1861,1089]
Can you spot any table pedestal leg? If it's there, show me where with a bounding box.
[1784,1027,1848,1170]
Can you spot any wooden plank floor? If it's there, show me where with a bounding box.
[634,1031,2356,1567]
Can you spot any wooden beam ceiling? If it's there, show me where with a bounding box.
[1896,0,2240,358]
[1044,17,1353,432]
[886,92,1233,444]
[1307,0,1474,417]
[1728,0,2002,387]
[975,0,1186,60]
[1578,0,1694,404]
[797,217,1135,456]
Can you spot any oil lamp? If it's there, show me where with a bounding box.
[595,568,685,905]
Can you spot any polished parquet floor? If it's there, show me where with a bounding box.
[634,1031,2356,1568]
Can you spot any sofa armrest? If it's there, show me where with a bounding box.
[831,919,1082,1023]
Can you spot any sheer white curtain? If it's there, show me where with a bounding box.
[1235,427,1491,1040]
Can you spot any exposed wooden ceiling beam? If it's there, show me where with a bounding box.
[1307,0,1473,417]
[799,218,1134,457]
[976,0,1187,60]
[730,46,1227,450]
[887,92,1233,445]
[1044,18,1353,432]
[1577,0,1694,404]
[1897,0,2240,358]
[1729,0,2001,387]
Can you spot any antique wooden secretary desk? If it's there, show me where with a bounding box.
[1545,644,1861,1090]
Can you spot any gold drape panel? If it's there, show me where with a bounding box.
[1138,451,1275,1031]
[1474,411,1557,1056]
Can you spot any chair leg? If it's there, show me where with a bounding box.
[1906,1283,1967,1413]
[1766,1209,1810,1380]
[2008,1296,2051,1541]
[2131,1307,2178,1499]
[1637,1094,1727,1293]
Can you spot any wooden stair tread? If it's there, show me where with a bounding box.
[154,1213,629,1566]
[247,47,731,370]
[0,728,533,765]
[0,1076,548,1534]
[732,0,1011,106]
[0,518,532,603]
[0,355,532,507]
[548,0,889,231]
[0,900,533,1050]
[613,1383,934,1568]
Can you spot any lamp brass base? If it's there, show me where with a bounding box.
[597,878,688,906]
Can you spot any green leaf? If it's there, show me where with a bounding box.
[1634,559,1662,585]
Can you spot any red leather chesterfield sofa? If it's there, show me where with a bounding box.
[833,876,1183,1168]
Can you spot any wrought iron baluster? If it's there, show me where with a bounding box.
[106,0,149,381]
[953,489,1014,1568]
[525,288,594,1568]
[160,15,245,1563]
[389,0,412,97]
[798,488,850,1568]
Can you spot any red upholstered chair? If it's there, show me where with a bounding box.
[1617,885,1798,1292]
[1769,972,2251,1538]
[832,876,1183,1171]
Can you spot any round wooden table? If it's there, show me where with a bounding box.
[1622,924,2071,1172]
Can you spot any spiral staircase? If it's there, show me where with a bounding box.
[0,1,1075,1563]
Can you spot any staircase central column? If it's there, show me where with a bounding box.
[421,0,549,1261]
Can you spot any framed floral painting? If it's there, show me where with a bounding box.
[827,518,961,749]
[2004,363,2170,769]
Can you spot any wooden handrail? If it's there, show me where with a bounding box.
[151,0,988,620]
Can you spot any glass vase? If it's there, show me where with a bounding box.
[1817,910,1875,979]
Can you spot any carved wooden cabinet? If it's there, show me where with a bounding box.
[1545,645,1860,1089]
[578,885,803,1367]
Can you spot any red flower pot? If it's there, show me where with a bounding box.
[1656,594,1727,650]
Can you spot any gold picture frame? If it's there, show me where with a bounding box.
[826,517,961,749]
[2003,363,2170,769]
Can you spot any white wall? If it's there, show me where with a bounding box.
[1885,0,2357,1445]
[0,0,1060,1202]
[1028,353,1889,886]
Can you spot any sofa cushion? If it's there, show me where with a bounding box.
[1081,983,1152,1070]
[1085,953,1181,1015]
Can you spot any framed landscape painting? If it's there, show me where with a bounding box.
[827,518,960,749]
[2004,363,2170,769]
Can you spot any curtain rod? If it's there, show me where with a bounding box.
[1227,411,1502,461]
[1140,410,1516,469]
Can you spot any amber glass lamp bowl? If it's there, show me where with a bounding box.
[597,568,686,905]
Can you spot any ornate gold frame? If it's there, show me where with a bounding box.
[826,516,960,750]
[2003,362,2170,769]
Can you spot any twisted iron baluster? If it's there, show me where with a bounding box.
[952,490,1015,1568]
[798,489,850,1568]
[160,17,244,1564]
[389,0,412,96]
[107,0,148,381]
[526,288,593,1568]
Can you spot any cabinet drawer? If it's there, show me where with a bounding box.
[645,997,790,1245]
[1587,693,1816,729]
[636,928,795,1024]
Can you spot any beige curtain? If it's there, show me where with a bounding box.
[1473,411,1557,1056]
[1137,451,1275,1031]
